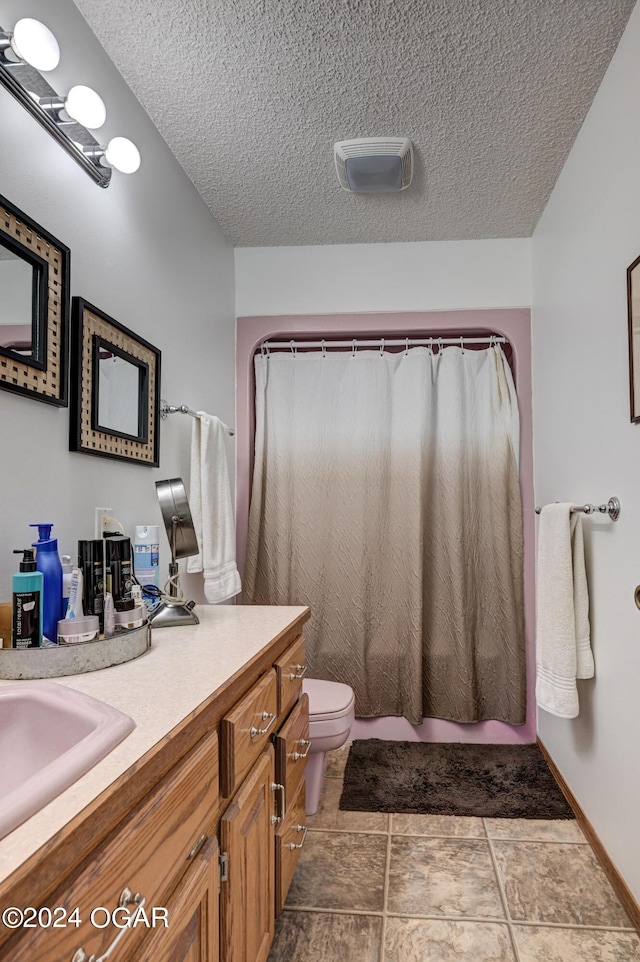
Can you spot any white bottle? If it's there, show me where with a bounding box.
[133,525,160,588]
[61,555,73,612]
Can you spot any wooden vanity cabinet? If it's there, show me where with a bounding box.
[0,616,310,962]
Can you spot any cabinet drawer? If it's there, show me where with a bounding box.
[275,693,309,804]
[7,731,219,962]
[275,779,308,916]
[274,635,306,716]
[220,669,278,797]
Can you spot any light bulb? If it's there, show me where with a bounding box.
[104,137,140,174]
[11,18,60,71]
[64,86,106,129]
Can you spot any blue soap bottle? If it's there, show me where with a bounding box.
[12,548,44,648]
[30,523,63,645]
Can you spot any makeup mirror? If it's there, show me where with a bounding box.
[0,193,69,405]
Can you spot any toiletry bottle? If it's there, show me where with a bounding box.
[105,536,133,605]
[134,525,160,589]
[12,548,43,648]
[61,555,73,612]
[30,523,63,645]
[78,539,105,631]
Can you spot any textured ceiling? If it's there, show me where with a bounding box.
[74,0,636,247]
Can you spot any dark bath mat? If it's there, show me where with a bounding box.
[339,740,574,819]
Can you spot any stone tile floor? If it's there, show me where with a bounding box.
[268,743,640,962]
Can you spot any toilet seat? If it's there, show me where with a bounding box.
[303,678,355,722]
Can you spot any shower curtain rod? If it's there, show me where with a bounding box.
[261,335,506,351]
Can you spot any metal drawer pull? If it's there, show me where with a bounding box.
[71,889,145,962]
[271,781,286,824]
[292,739,311,761]
[250,711,276,738]
[289,664,307,680]
[289,825,308,850]
[187,833,207,860]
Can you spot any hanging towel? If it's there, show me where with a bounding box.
[535,503,594,719]
[187,412,242,604]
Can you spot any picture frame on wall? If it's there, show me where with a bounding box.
[627,254,640,423]
[69,297,161,465]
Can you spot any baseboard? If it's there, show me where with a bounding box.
[537,737,640,934]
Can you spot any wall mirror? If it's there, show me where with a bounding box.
[70,298,161,465]
[627,254,640,422]
[0,194,69,405]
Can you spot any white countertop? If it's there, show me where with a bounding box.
[0,604,309,888]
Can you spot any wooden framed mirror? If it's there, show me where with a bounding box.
[627,254,640,423]
[0,194,70,405]
[70,297,161,465]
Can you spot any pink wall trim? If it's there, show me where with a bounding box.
[236,310,536,744]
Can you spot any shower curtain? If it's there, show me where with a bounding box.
[244,344,526,725]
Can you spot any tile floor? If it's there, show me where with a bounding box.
[268,743,640,962]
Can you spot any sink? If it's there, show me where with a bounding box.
[0,681,135,840]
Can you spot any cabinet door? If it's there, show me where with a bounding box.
[139,837,219,962]
[220,747,275,962]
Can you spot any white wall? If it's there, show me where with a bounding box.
[0,0,234,603]
[236,239,531,315]
[532,3,640,901]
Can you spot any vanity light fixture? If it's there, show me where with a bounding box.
[0,16,140,187]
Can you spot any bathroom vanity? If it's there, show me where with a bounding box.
[0,604,310,962]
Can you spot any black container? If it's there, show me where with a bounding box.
[104,536,133,605]
[78,539,105,630]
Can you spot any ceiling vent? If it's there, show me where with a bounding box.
[334,138,413,193]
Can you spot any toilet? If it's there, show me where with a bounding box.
[302,677,355,816]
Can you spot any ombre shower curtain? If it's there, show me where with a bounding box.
[244,344,526,725]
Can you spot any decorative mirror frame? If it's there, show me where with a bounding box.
[0,193,70,405]
[70,297,161,465]
[627,254,640,423]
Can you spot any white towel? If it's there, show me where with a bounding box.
[535,503,594,719]
[187,412,242,604]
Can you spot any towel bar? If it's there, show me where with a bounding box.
[160,399,235,436]
[535,497,620,521]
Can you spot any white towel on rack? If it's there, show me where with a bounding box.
[535,503,594,719]
[187,412,241,604]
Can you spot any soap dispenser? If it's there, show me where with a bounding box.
[30,523,63,645]
[12,548,43,648]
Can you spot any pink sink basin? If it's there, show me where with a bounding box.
[0,681,135,840]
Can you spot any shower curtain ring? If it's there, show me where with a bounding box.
[438,337,443,355]
[352,339,357,356]
[380,338,385,357]
[405,337,410,355]
[460,336,465,354]
[289,340,297,356]
[321,339,326,358]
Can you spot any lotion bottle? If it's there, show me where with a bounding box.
[12,549,43,648]
[30,523,63,645]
